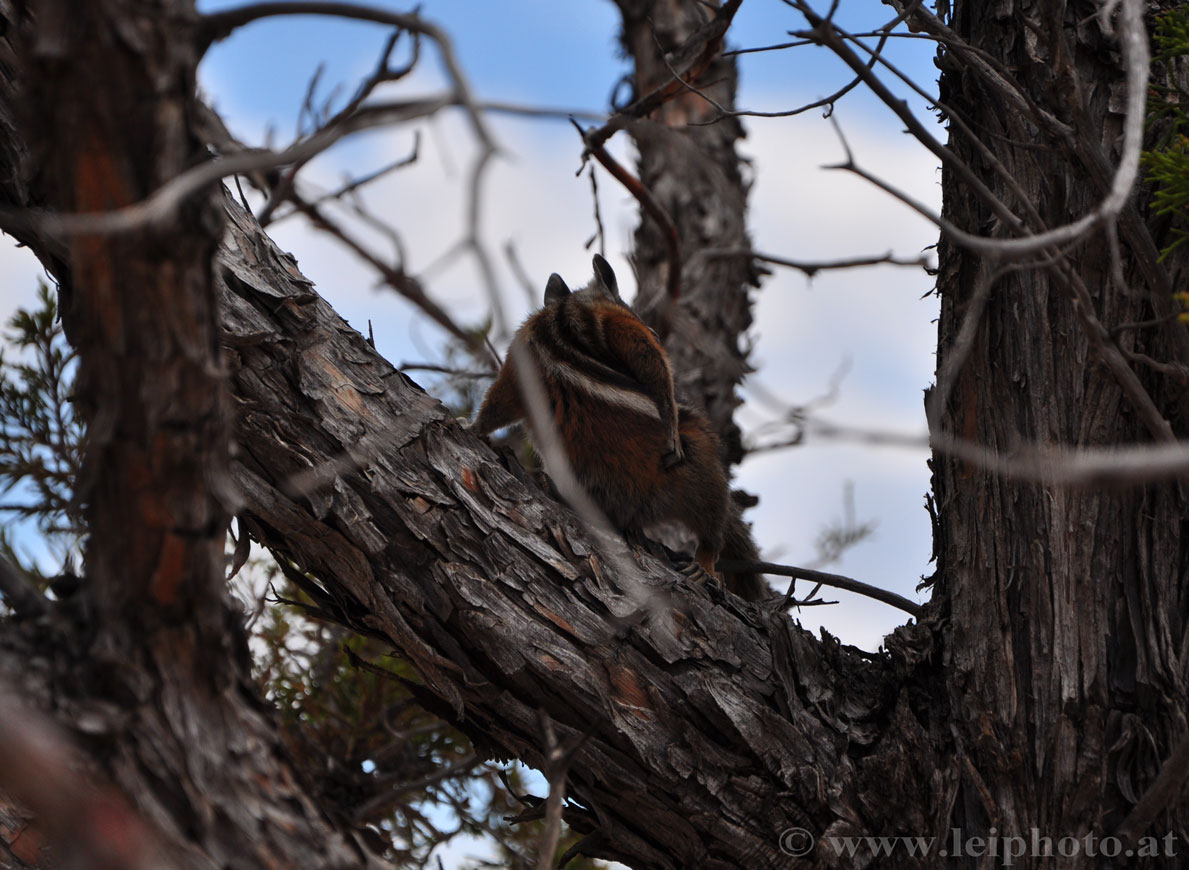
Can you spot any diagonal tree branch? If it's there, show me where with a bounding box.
[216,191,940,868]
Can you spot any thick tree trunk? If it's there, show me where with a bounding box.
[932,0,1189,861]
[0,2,386,866]
[614,0,758,466]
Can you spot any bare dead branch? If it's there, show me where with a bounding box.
[535,713,565,870]
[801,0,1149,259]
[399,362,489,379]
[13,1,514,354]
[696,6,921,123]
[837,15,1050,231]
[761,416,1189,488]
[582,0,742,152]
[716,558,922,617]
[475,100,603,123]
[722,29,942,59]
[286,191,493,362]
[702,246,932,276]
[258,26,419,225]
[585,164,606,258]
[573,120,682,310]
[825,112,1174,444]
[204,5,512,336]
[792,1,1027,238]
[503,241,537,306]
[465,143,507,337]
[0,99,448,238]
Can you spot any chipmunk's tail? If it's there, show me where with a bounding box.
[719,500,769,602]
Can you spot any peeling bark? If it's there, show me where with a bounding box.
[218,196,943,867]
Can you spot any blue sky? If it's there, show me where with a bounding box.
[2,2,944,650]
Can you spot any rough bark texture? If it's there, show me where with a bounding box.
[0,0,1186,868]
[217,195,941,868]
[931,0,1189,860]
[614,0,759,466]
[0,2,388,867]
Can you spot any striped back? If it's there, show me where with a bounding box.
[524,293,663,423]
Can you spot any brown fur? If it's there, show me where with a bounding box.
[474,255,765,601]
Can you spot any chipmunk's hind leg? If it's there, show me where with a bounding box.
[676,546,723,592]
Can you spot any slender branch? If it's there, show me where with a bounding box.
[535,713,565,870]
[824,126,1174,443]
[503,240,537,306]
[0,99,449,237]
[792,1,1028,239]
[398,362,488,379]
[697,4,921,124]
[287,191,493,361]
[701,246,932,276]
[717,558,922,617]
[574,120,682,307]
[838,15,1050,232]
[586,164,606,258]
[258,26,418,225]
[723,29,941,58]
[582,0,742,152]
[764,417,1189,488]
[57,3,511,341]
[800,0,1150,259]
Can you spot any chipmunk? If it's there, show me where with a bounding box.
[473,254,766,601]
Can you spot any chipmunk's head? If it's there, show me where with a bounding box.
[544,254,626,309]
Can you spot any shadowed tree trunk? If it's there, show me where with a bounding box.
[930,0,1189,855]
[0,1,390,866]
[0,0,1186,868]
[614,0,758,465]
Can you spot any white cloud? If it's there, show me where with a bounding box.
[729,104,942,646]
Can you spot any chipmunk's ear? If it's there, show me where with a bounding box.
[591,254,620,300]
[544,273,571,305]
